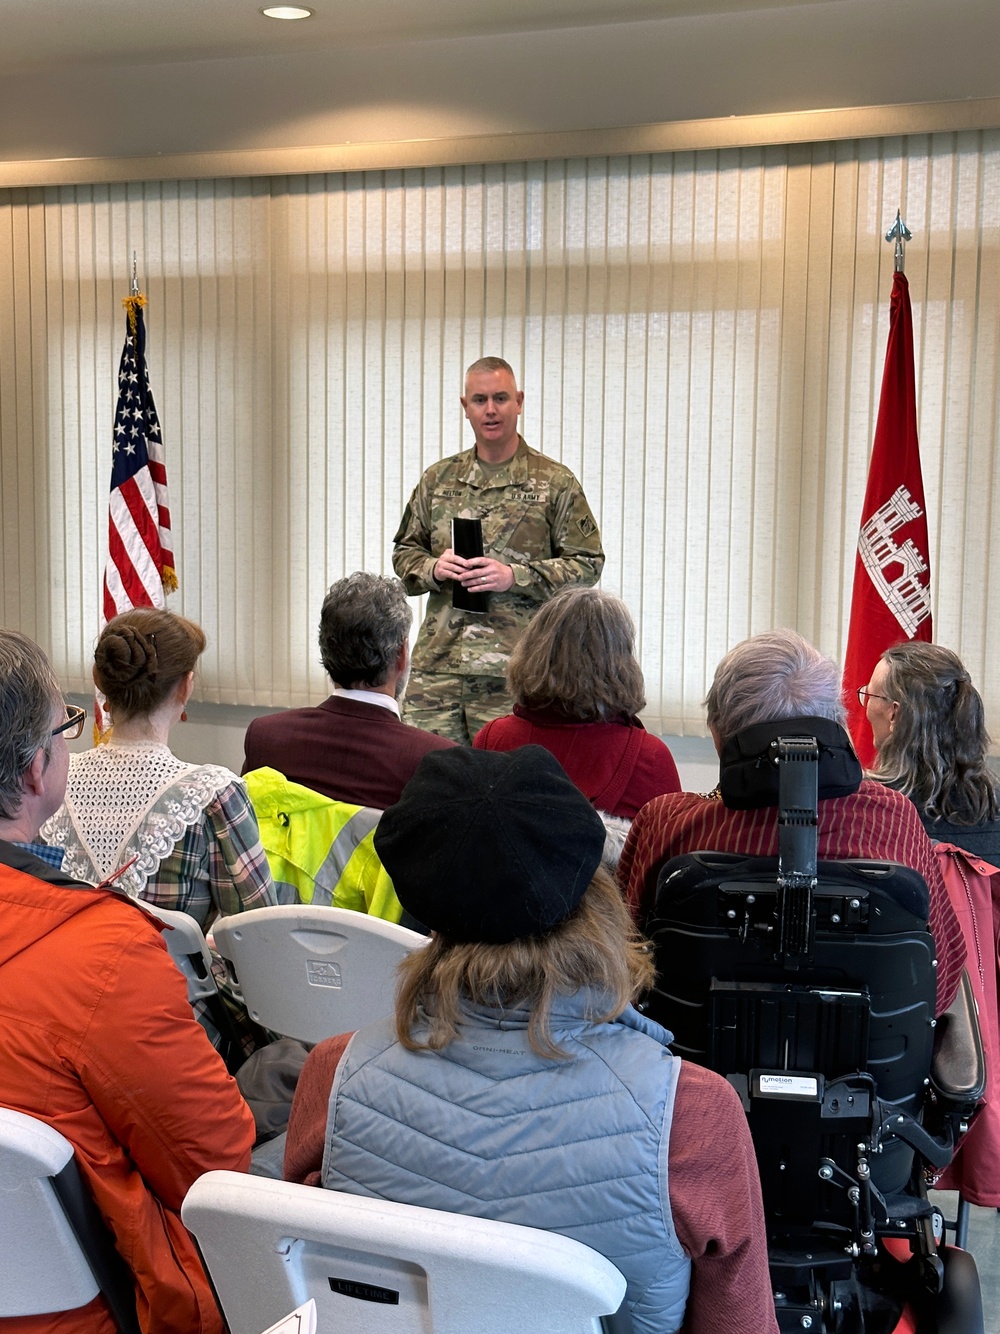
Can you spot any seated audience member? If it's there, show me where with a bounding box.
[0,629,255,1334]
[42,608,275,929]
[863,641,1000,861]
[473,586,680,819]
[242,572,455,809]
[863,652,1000,1211]
[618,629,965,1015]
[283,746,778,1334]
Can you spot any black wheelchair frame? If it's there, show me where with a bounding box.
[643,735,986,1334]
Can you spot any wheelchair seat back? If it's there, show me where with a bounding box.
[646,852,936,1218]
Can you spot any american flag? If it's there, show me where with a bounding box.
[96,293,177,731]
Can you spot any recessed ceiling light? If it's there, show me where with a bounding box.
[261,6,313,18]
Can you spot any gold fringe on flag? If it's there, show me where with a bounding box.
[122,291,147,333]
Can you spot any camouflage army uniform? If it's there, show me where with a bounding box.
[392,436,604,743]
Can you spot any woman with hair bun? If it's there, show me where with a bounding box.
[42,607,276,927]
[864,641,1000,860]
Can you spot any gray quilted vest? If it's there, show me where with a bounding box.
[322,990,692,1333]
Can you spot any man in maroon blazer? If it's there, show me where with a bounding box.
[242,573,455,810]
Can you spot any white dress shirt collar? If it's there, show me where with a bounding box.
[332,686,400,717]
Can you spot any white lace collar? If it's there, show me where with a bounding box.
[41,739,235,897]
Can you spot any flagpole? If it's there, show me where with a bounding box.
[95,270,177,735]
[885,210,912,274]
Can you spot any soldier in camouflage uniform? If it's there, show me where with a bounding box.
[393,357,604,744]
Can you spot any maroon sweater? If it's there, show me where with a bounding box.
[474,706,680,818]
[619,781,964,1015]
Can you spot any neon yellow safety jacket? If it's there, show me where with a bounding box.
[244,767,402,923]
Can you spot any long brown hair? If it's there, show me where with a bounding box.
[873,641,998,825]
[394,869,654,1059]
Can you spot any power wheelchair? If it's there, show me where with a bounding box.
[641,734,986,1334]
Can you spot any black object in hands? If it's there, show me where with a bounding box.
[451,518,489,614]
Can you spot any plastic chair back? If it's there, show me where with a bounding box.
[141,901,218,1004]
[0,1107,139,1332]
[211,905,426,1044]
[182,1171,630,1334]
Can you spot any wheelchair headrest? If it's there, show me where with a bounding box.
[719,717,862,810]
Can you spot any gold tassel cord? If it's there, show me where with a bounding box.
[121,291,147,336]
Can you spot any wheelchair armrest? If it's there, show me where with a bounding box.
[930,969,986,1107]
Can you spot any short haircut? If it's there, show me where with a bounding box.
[705,629,845,742]
[874,641,999,825]
[394,869,654,1060]
[0,630,61,820]
[465,356,517,382]
[507,586,645,721]
[319,572,412,688]
[94,608,206,723]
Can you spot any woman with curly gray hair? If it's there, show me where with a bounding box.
[864,641,1000,859]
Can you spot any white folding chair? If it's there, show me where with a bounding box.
[139,900,250,1071]
[211,905,426,1045]
[140,901,219,1006]
[0,1107,140,1333]
[182,1171,631,1334]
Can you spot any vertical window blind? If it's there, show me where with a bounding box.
[1,130,997,733]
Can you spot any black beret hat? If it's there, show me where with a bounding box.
[373,745,607,944]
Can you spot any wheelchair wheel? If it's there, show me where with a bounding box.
[925,1245,984,1334]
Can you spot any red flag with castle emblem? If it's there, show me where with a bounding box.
[843,269,932,767]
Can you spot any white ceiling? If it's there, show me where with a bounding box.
[0,0,998,172]
[0,0,843,69]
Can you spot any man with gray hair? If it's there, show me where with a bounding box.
[0,628,255,1331]
[618,629,964,1016]
[243,571,455,809]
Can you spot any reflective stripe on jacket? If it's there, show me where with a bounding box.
[244,767,401,921]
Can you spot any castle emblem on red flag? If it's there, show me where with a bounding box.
[857,485,932,637]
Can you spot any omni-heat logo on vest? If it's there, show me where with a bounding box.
[858,484,932,637]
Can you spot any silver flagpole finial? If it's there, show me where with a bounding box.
[131,252,139,295]
[885,210,912,273]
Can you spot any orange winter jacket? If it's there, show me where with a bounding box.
[0,841,256,1334]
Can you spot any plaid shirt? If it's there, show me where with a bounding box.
[14,841,65,870]
[136,779,276,929]
[618,779,965,1015]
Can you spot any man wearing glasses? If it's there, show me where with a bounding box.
[0,695,84,866]
[0,630,255,1334]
